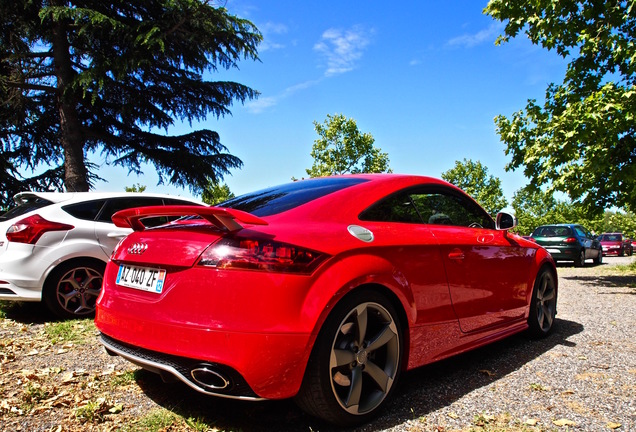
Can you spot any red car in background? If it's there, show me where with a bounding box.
[598,232,627,256]
[95,174,557,426]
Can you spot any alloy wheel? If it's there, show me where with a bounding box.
[535,272,557,333]
[56,267,103,316]
[328,302,400,415]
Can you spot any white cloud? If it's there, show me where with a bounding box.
[314,26,372,76]
[245,96,278,114]
[246,79,323,113]
[259,21,288,51]
[446,23,503,48]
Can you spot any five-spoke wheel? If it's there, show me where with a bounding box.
[528,268,557,338]
[44,260,106,319]
[296,291,403,426]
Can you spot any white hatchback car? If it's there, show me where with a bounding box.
[0,192,203,319]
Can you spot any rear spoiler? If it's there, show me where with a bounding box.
[111,205,268,232]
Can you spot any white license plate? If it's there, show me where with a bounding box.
[116,265,166,293]
[546,248,561,254]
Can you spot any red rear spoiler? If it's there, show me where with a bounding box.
[111,205,268,232]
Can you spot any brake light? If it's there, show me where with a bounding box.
[563,237,578,243]
[6,214,74,244]
[198,237,328,274]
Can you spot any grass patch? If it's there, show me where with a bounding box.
[44,318,96,345]
[467,412,543,431]
[21,382,51,412]
[109,370,137,388]
[611,261,636,273]
[122,408,215,432]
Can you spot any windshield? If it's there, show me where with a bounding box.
[599,234,622,241]
[220,177,367,217]
[0,195,53,221]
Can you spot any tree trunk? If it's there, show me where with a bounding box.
[51,8,89,192]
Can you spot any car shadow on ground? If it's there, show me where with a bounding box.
[560,274,636,291]
[133,318,584,432]
[0,301,56,324]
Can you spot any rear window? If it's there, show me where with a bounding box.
[0,196,54,221]
[532,226,573,237]
[220,177,368,217]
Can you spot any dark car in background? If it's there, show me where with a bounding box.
[531,224,602,267]
[623,237,633,256]
[598,233,626,256]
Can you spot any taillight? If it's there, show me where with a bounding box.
[5,214,74,244]
[198,237,328,274]
[563,237,578,243]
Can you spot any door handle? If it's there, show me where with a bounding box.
[448,249,465,260]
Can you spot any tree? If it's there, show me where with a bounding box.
[485,0,636,213]
[201,181,234,205]
[441,159,508,216]
[1,0,261,206]
[125,183,146,193]
[306,114,391,177]
[510,186,588,235]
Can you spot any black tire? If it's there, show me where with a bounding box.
[295,290,403,426]
[594,250,603,265]
[574,249,585,267]
[43,260,106,320]
[527,267,557,338]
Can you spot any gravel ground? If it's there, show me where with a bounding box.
[0,255,634,431]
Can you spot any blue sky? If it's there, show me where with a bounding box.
[93,0,568,204]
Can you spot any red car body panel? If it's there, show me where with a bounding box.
[95,174,555,400]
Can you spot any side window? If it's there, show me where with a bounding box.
[96,197,164,223]
[574,227,587,238]
[359,192,423,223]
[410,192,494,229]
[62,200,107,221]
[359,186,494,229]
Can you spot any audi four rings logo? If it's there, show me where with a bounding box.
[127,243,148,254]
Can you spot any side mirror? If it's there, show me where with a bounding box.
[496,209,517,231]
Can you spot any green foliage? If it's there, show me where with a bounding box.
[1,1,261,207]
[441,159,508,216]
[124,183,146,193]
[201,181,234,205]
[306,114,391,177]
[595,210,636,239]
[485,0,636,213]
[511,185,636,237]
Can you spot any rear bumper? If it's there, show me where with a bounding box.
[95,301,313,400]
[541,246,580,261]
[601,246,623,255]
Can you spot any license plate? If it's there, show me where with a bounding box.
[116,265,166,293]
[546,248,561,254]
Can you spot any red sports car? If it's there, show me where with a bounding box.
[95,174,557,426]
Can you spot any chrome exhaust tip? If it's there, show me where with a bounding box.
[191,365,231,391]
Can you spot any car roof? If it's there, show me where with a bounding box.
[13,191,203,205]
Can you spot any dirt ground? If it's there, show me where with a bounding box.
[0,256,634,431]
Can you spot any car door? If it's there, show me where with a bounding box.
[575,225,599,259]
[410,187,534,333]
